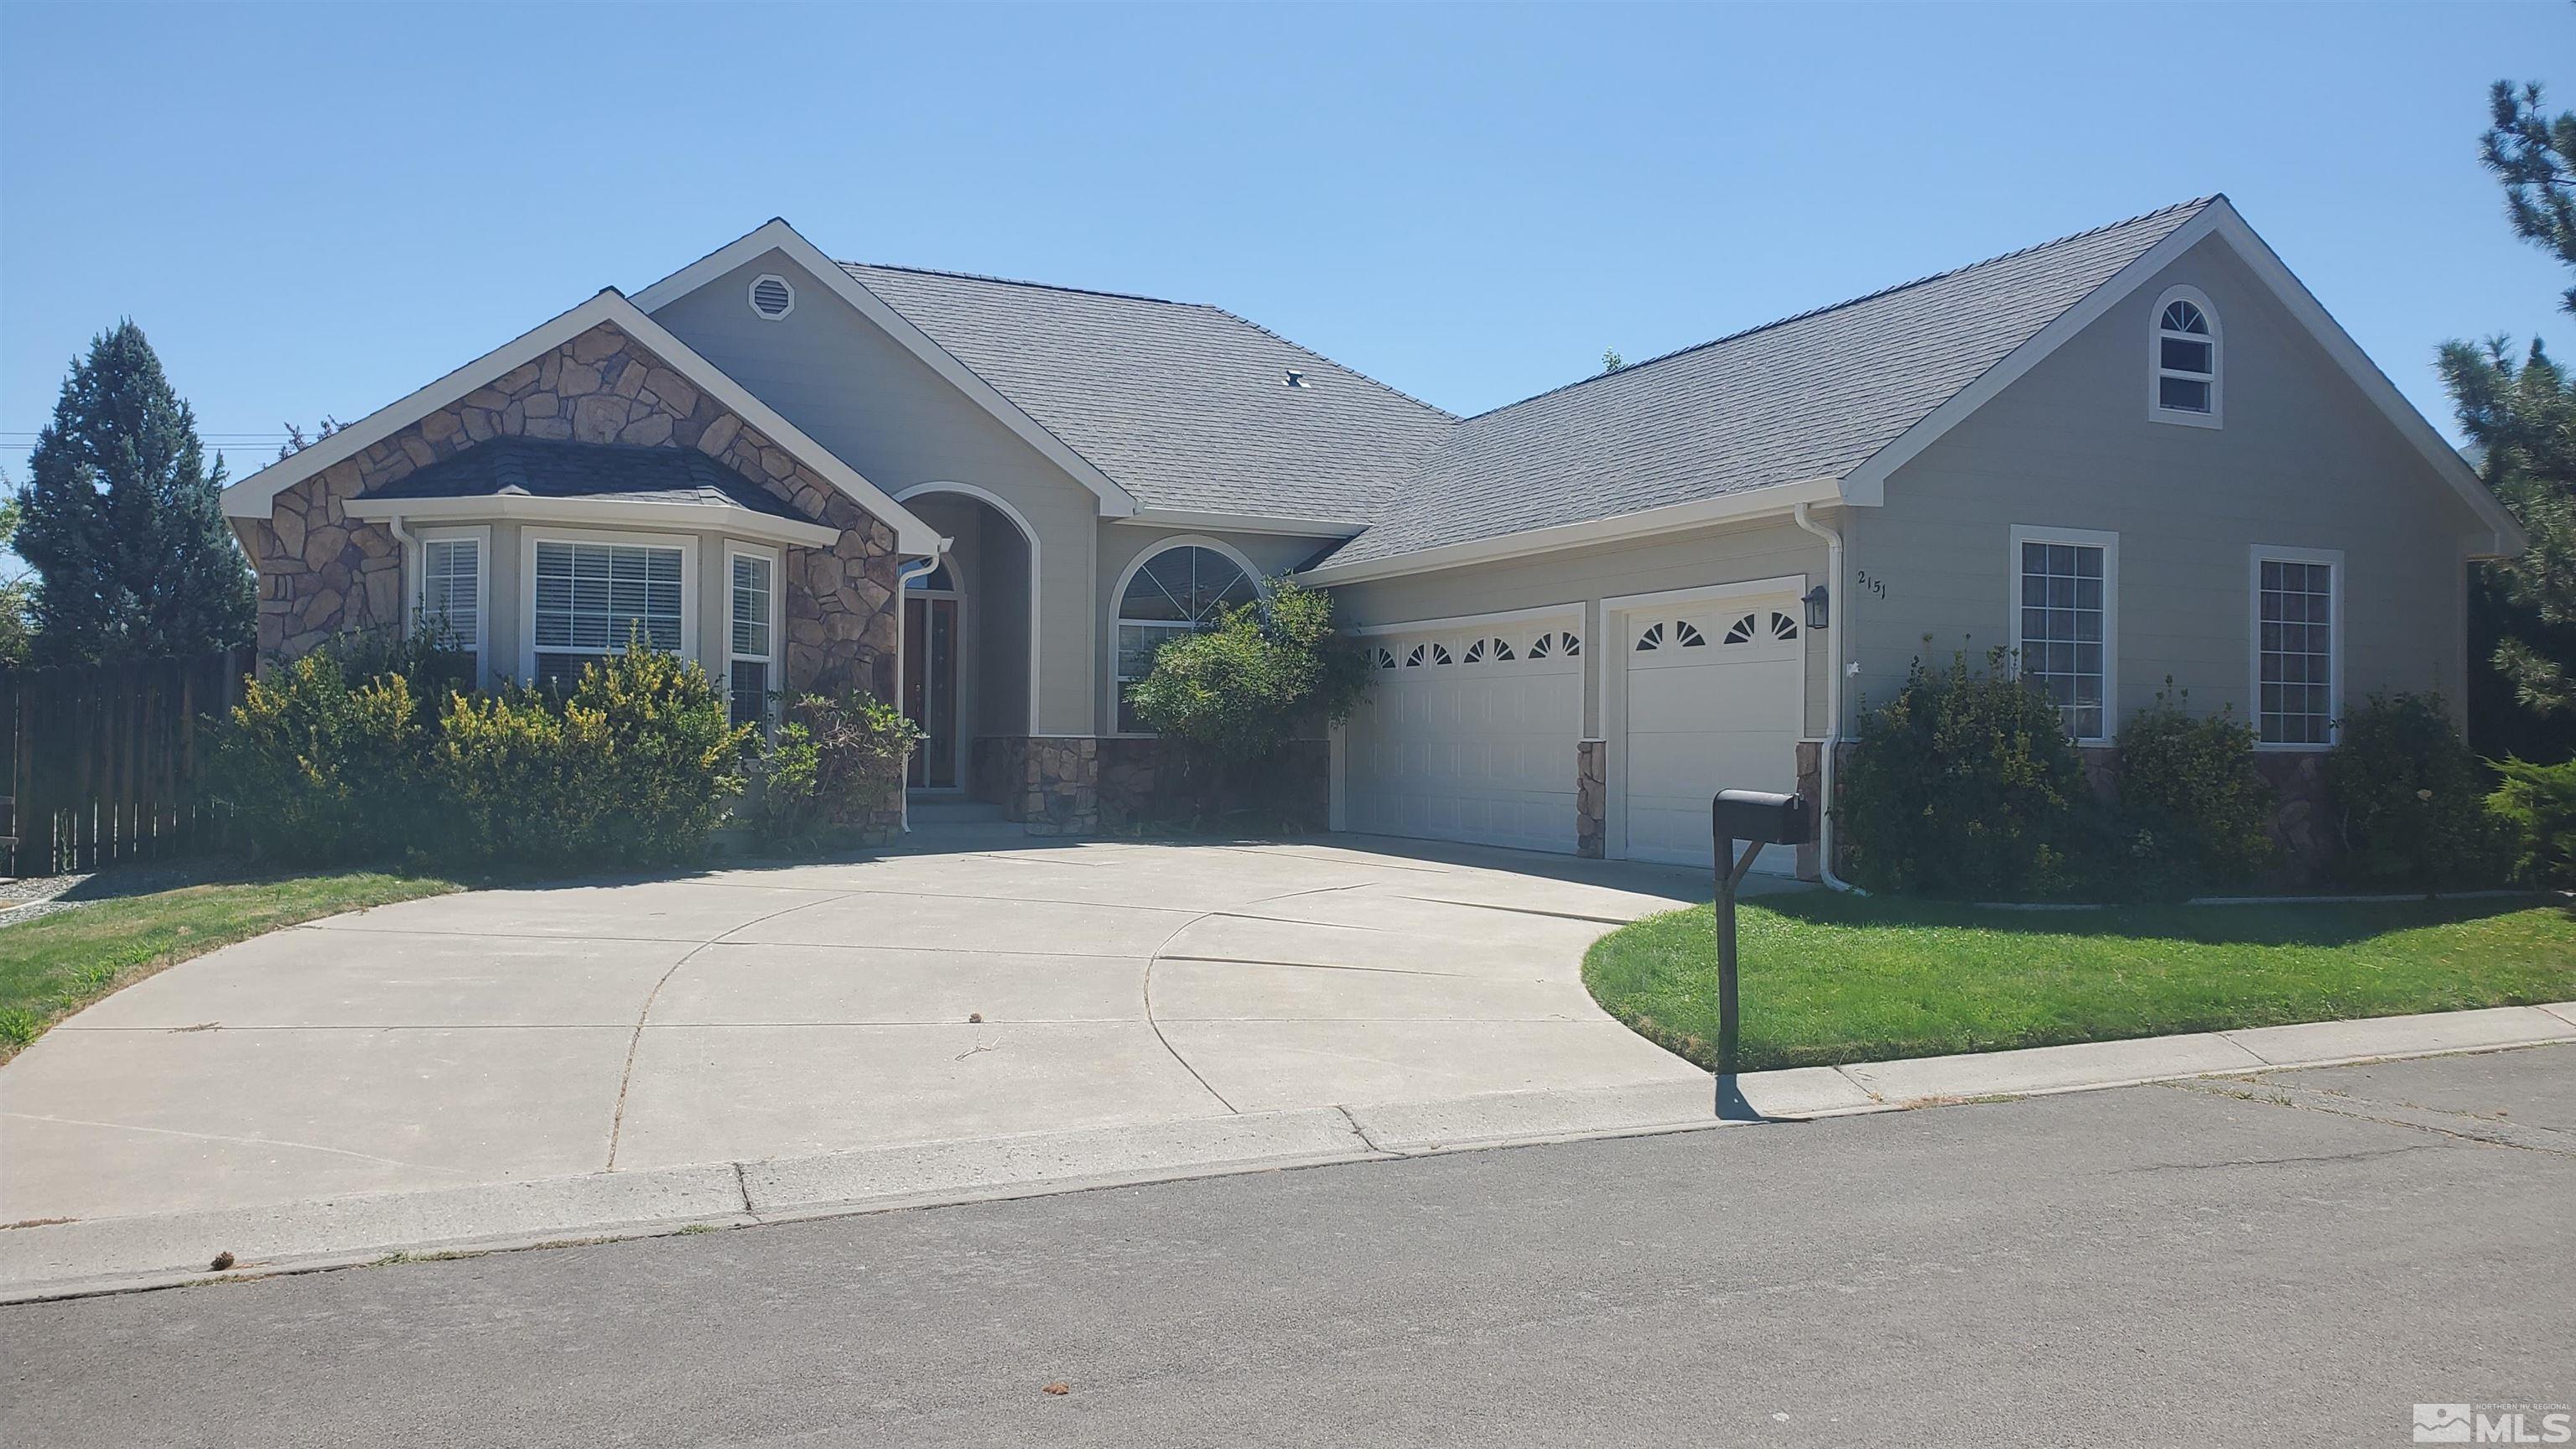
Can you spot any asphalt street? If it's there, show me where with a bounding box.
[5,1044,2569,1448]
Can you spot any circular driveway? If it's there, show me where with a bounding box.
[0,836,1721,1223]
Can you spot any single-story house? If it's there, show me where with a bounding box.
[221,195,2524,878]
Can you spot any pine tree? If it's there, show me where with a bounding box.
[2444,80,2576,739]
[13,320,254,663]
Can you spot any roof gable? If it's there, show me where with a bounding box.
[221,291,943,556]
[1313,200,2214,573]
[632,221,1140,515]
[1309,195,2521,578]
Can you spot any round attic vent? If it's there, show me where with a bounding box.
[748,273,796,320]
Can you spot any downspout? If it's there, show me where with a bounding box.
[385,512,421,641]
[895,553,944,835]
[1791,502,1862,893]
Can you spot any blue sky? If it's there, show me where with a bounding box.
[3,1,2570,491]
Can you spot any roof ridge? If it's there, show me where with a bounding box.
[845,257,1460,425]
[838,258,1192,309]
[1454,195,2221,425]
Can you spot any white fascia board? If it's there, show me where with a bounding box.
[2203,204,2525,557]
[631,219,1140,518]
[1297,476,1846,586]
[344,495,842,548]
[1114,508,1368,539]
[1836,210,2224,510]
[224,290,629,519]
[221,288,943,558]
[1839,197,2525,556]
[608,298,942,557]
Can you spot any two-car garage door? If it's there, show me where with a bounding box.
[1341,620,1585,854]
[1338,595,1805,870]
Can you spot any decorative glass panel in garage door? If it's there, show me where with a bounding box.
[1619,600,1805,872]
[1340,619,1584,854]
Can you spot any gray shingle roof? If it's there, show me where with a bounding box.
[1318,198,2215,568]
[361,439,808,522]
[839,262,1457,522]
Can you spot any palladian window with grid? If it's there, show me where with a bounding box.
[2257,557,2336,745]
[532,540,683,691]
[2153,291,2218,420]
[1116,545,1255,734]
[2018,538,2109,740]
[418,538,481,681]
[729,553,773,727]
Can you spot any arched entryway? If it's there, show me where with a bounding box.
[893,484,1037,792]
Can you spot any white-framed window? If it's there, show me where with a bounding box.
[1113,541,1258,735]
[2250,545,2342,749]
[2009,525,2118,742]
[412,526,488,686]
[726,546,779,729]
[524,532,693,692]
[2149,285,2220,428]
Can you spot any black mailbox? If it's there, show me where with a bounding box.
[1705,787,1815,1119]
[1711,789,1813,847]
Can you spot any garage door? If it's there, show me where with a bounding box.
[1620,600,1805,872]
[1341,619,1584,854]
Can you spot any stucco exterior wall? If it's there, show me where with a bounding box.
[648,251,1101,734]
[1844,234,2489,740]
[233,321,905,699]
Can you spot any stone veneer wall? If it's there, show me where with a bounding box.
[1793,740,1824,881]
[2248,750,2336,887]
[1098,737,1327,833]
[971,736,1099,835]
[233,321,902,699]
[1576,740,1607,860]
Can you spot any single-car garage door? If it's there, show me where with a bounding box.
[1619,600,1805,872]
[1341,619,1584,854]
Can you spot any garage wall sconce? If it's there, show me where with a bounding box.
[1802,584,1830,631]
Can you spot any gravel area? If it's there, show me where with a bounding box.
[0,865,215,928]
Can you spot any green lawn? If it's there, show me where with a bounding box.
[1582,891,2576,1073]
[0,872,461,1060]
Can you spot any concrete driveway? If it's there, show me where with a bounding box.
[0,835,1736,1225]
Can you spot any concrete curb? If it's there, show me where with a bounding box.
[1763,1003,2576,1117]
[7,1002,2568,1303]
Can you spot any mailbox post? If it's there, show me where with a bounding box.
[1709,789,1815,1118]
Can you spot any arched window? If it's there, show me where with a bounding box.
[1115,543,1256,733]
[2151,287,2220,425]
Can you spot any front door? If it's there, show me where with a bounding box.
[904,594,958,788]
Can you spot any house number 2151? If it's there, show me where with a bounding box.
[1854,570,1890,600]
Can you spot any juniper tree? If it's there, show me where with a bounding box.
[13,320,253,663]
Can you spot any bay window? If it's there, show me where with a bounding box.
[728,548,776,727]
[528,537,688,691]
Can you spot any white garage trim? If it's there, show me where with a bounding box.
[1595,575,1806,756]
[1350,601,1581,637]
[1334,603,1587,854]
[1602,578,1808,870]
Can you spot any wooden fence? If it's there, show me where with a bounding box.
[1,647,254,878]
